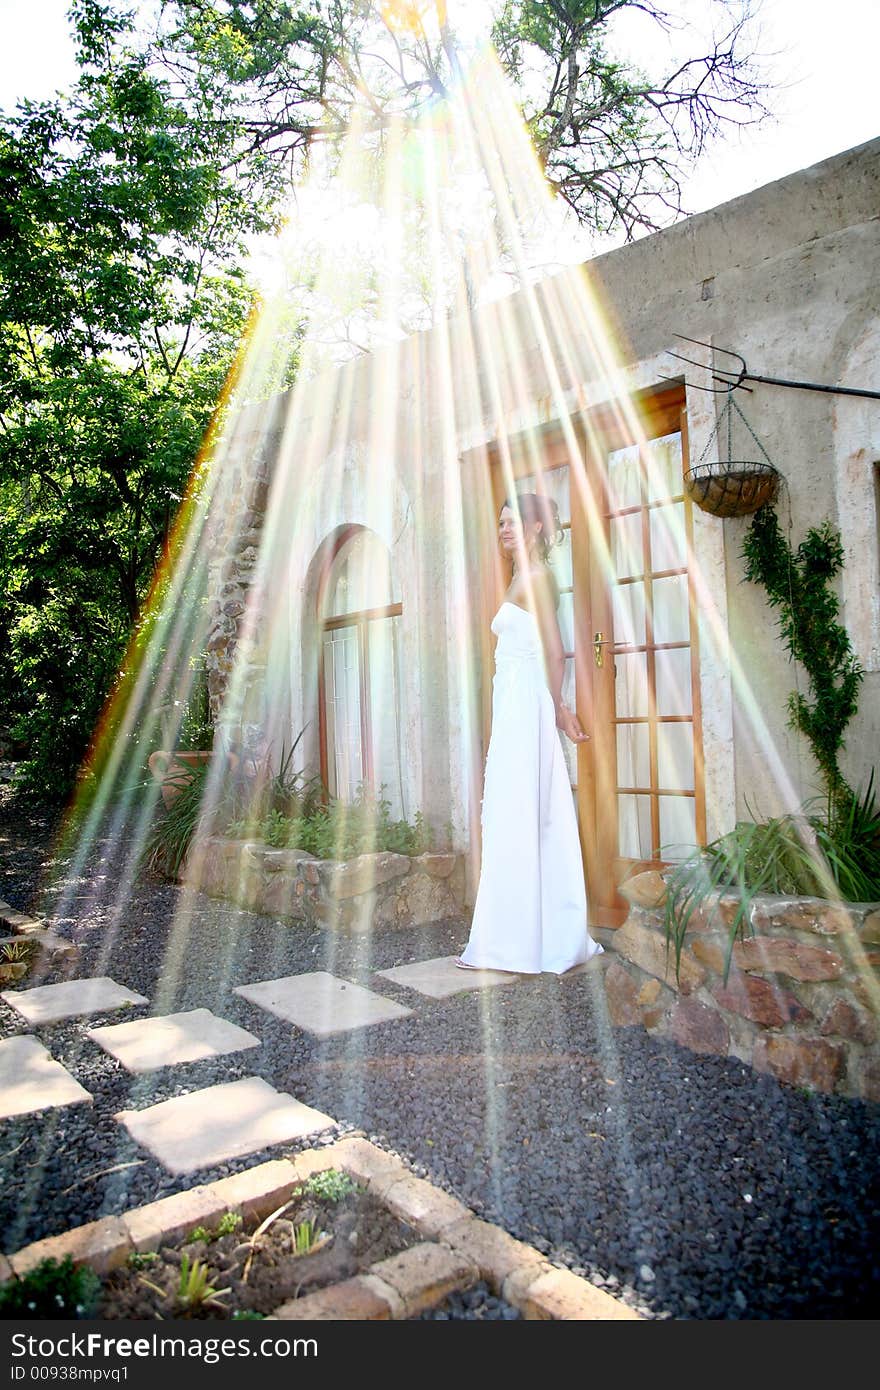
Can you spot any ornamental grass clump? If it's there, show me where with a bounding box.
[141,732,318,875]
[141,757,212,877]
[664,783,880,985]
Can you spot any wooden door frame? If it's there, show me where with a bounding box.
[468,383,705,928]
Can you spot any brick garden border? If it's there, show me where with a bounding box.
[0,1136,639,1321]
[0,898,77,984]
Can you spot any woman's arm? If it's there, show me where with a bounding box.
[527,569,590,744]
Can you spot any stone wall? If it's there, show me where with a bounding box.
[604,877,880,1101]
[203,401,283,749]
[177,836,467,932]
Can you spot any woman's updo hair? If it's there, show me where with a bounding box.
[500,493,564,564]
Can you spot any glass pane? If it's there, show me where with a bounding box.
[504,466,568,512]
[658,796,697,859]
[656,722,695,791]
[543,464,571,523]
[644,432,683,503]
[607,443,641,511]
[618,794,653,860]
[327,529,396,617]
[610,512,644,579]
[652,574,691,645]
[655,647,693,716]
[649,502,687,572]
[324,627,362,799]
[558,590,574,652]
[614,651,648,718]
[548,527,573,589]
[612,580,646,647]
[616,723,650,791]
[367,615,405,820]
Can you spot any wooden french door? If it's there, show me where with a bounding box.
[486,387,705,928]
[585,390,706,923]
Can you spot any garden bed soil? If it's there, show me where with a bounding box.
[101,1187,418,1320]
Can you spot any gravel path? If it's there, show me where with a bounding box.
[1,796,878,1320]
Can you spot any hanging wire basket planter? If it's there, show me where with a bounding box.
[684,459,780,517]
[684,394,782,518]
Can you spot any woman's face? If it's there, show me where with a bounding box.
[499,504,542,563]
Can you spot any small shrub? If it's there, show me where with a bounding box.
[175,657,214,753]
[262,808,297,848]
[223,785,436,861]
[216,1211,243,1237]
[143,741,441,875]
[0,1256,102,1319]
[303,1169,356,1203]
[127,1251,159,1270]
[185,1211,242,1245]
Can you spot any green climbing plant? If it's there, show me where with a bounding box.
[741,505,864,811]
[661,504,878,985]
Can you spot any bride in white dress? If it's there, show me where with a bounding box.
[456,493,604,975]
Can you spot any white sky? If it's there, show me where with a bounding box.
[0,0,877,255]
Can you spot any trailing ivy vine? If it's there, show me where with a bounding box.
[741,505,863,809]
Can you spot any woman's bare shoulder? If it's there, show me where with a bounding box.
[529,565,559,606]
[509,565,554,589]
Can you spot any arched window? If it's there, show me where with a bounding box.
[317,527,405,818]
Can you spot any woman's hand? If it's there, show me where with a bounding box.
[556,702,590,743]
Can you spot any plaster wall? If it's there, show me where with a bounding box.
[444,137,880,821]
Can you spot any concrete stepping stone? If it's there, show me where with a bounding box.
[234,971,413,1038]
[1,976,148,1026]
[86,1008,261,1074]
[376,955,523,999]
[115,1076,334,1176]
[0,1035,92,1119]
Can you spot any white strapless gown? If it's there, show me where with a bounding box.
[459,602,604,975]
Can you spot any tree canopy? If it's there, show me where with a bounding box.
[148,0,769,236]
[0,0,772,799]
[0,0,281,793]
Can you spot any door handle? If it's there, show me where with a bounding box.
[594,632,612,667]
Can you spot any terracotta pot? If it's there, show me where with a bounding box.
[148,750,238,809]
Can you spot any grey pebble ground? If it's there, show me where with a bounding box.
[1,798,878,1320]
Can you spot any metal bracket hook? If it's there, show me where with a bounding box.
[666,334,880,402]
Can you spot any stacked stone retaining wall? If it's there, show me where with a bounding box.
[178,835,466,931]
[605,880,880,1101]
